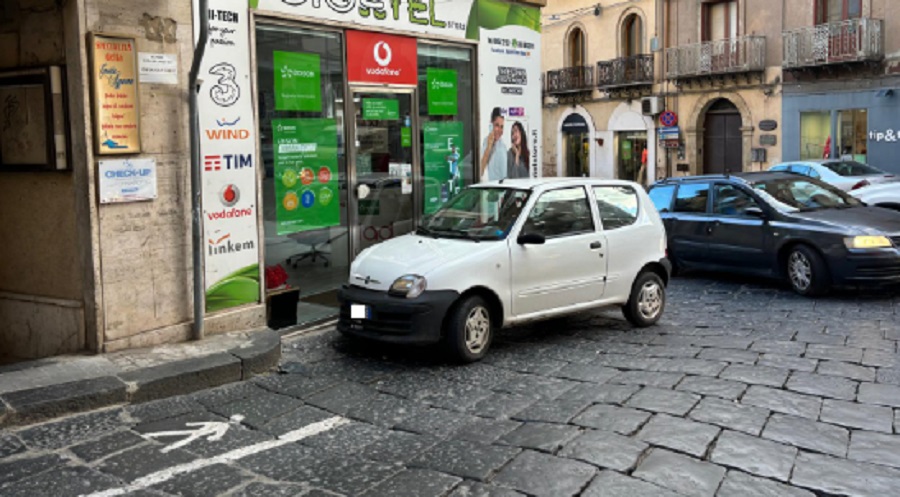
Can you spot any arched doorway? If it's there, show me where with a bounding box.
[561,113,590,177]
[622,14,643,57]
[703,99,742,174]
[567,27,585,67]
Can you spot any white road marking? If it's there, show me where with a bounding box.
[81,416,349,497]
[141,415,245,453]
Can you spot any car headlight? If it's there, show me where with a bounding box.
[389,275,427,298]
[844,236,892,249]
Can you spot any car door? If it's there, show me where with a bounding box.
[510,186,606,317]
[591,184,649,299]
[669,182,713,265]
[706,183,769,271]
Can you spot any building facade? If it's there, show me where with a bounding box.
[0,0,544,362]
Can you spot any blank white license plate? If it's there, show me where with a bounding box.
[350,304,369,319]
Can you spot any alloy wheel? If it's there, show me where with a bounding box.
[464,306,490,354]
[637,280,663,320]
[788,251,812,291]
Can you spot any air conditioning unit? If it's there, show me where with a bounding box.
[641,96,663,116]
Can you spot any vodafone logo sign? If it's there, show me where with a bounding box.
[374,41,392,67]
[347,30,416,86]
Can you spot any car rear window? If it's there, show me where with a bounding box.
[822,161,883,177]
[648,185,676,212]
[593,186,638,230]
[673,183,710,213]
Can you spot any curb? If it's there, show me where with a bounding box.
[0,329,281,428]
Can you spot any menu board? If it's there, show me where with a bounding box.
[90,34,141,154]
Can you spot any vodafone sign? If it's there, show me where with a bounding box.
[346,30,417,86]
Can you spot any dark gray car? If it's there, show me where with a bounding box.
[648,172,900,295]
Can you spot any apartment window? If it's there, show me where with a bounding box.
[568,27,585,67]
[622,14,643,57]
[702,0,738,41]
[815,0,862,24]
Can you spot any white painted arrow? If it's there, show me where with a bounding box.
[142,414,245,453]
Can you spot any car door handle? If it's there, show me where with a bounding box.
[590,241,602,249]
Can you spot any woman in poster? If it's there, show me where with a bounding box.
[507,121,529,179]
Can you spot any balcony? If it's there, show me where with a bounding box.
[597,54,654,89]
[783,18,883,70]
[666,35,766,81]
[545,66,594,95]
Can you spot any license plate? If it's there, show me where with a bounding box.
[350,304,369,320]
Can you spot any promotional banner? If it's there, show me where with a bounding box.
[90,34,141,154]
[195,0,260,312]
[423,121,464,214]
[475,0,542,180]
[427,68,458,116]
[362,98,399,120]
[273,51,321,111]
[345,30,417,86]
[272,118,340,235]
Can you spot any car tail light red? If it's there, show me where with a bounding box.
[851,179,870,190]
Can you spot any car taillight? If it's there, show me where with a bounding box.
[851,179,870,190]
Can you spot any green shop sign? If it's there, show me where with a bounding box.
[423,121,464,214]
[272,118,339,235]
[427,68,458,116]
[362,98,399,120]
[274,51,321,112]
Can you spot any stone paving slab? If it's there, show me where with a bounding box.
[636,414,720,457]
[581,470,681,497]
[820,399,894,433]
[761,413,849,457]
[492,450,596,497]
[558,429,648,471]
[633,448,726,497]
[710,430,798,481]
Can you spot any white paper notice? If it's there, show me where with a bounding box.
[139,53,178,84]
[98,158,157,203]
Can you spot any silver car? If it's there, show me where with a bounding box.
[769,160,896,191]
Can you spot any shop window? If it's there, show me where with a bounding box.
[799,111,831,160]
[568,27,585,67]
[837,109,867,163]
[815,0,862,24]
[564,133,590,177]
[702,0,738,41]
[417,43,476,214]
[622,14,643,57]
[617,132,647,184]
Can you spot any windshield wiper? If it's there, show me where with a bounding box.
[415,226,438,238]
[436,228,481,242]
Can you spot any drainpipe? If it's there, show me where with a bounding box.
[190,0,209,341]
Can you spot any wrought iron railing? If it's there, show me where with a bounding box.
[666,35,766,79]
[597,54,654,88]
[545,66,595,94]
[783,18,883,69]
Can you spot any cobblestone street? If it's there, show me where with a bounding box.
[2,274,899,497]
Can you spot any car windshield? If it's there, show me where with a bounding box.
[418,187,531,241]
[822,161,885,177]
[752,177,862,212]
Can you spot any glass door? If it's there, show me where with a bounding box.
[348,89,419,256]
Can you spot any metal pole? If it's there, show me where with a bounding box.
[190,0,209,341]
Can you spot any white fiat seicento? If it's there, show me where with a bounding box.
[338,178,671,362]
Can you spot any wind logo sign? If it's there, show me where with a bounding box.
[205,128,250,140]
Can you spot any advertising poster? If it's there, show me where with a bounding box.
[423,121,464,214]
[273,51,321,112]
[427,68,458,116]
[272,118,339,235]
[475,0,542,181]
[90,34,141,154]
[362,98,400,120]
[195,0,260,312]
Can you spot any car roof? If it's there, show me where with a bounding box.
[473,177,641,191]
[652,171,798,186]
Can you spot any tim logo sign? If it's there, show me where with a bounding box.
[346,30,416,86]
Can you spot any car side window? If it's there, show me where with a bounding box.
[790,165,811,176]
[523,187,595,238]
[593,186,638,230]
[713,184,761,216]
[807,167,821,179]
[673,183,710,213]
[771,165,789,172]
[648,185,676,213]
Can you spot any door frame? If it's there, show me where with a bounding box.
[344,85,421,259]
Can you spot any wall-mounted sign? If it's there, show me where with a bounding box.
[274,51,321,112]
[760,134,777,146]
[561,113,588,134]
[138,53,178,85]
[659,110,678,127]
[98,158,157,203]
[346,30,417,86]
[658,126,680,141]
[90,33,141,155]
[362,98,399,120]
[759,119,778,132]
[869,129,899,143]
[427,68,458,116]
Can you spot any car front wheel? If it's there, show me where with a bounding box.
[623,271,666,327]
[785,245,829,296]
[445,295,493,362]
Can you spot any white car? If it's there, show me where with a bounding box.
[769,160,896,191]
[850,182,900,211]
[338,178,671,362]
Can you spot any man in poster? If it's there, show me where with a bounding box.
[480,107,507,182]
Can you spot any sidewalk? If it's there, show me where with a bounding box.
[0,328,282,428]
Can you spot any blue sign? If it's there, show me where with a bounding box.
[658,126,680,141]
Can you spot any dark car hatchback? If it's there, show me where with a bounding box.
[648,172,900,295]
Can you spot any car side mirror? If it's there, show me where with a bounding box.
[517,232,546,245]
[744,207,766,218]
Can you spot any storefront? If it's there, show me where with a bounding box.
[196,0,543,328]
[783,87,900,173]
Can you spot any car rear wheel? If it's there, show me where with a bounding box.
[623,271,666,327]
[785,245,829,296]
[445,295,493,363]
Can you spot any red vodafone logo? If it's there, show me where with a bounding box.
[346,30,417,86]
